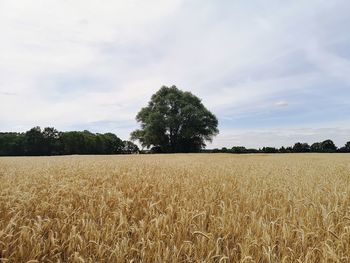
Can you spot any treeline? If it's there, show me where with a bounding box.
[205,140,350,154]
[0,127,139,156]
[1,128,350,156]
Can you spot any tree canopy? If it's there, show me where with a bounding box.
[0,127,349,156]
[0,127,139,156]
[205,139,348,154]
[131,86,219,153]
[293,142,310,152]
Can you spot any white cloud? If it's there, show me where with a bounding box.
[275,101,288,107]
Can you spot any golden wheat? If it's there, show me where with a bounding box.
[0,154,350,262]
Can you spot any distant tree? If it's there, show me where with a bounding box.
[123,140,139,154]
[338,141,350,153]
[24,127,46,155]
[94,134,105,154]
[346,141,350,151]
[246,148,260,153]
[0,127,140,156]
[131,86,219,153]
[231,146,247,153]
[0,132,25,156]
[302,143,311,152]
[82,130,98,154]
[262,147,278,153]
[310,140,337,153]
[102,133,124,154]
[286,147,293,152]
[311,142,322,152]
[42,127,60,155]
[279,146,288,153]
[320,139,337,153]
[60,131,86,155]
[292,142,310,153]
[221,147,229,153]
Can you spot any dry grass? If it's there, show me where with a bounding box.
[0,153,350,262]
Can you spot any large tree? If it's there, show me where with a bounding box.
[131,86,219,153]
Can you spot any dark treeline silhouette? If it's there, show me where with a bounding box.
[0,127,139,156]
[1,127,349,156]
[203,140,350,154]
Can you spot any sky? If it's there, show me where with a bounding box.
[1,0,350,149]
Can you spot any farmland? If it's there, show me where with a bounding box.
[1,154,350,262]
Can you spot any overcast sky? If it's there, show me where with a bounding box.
[1,0,350,148]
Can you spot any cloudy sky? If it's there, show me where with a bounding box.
[1,0,350,148]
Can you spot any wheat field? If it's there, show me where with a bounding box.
[0,154,350,262]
